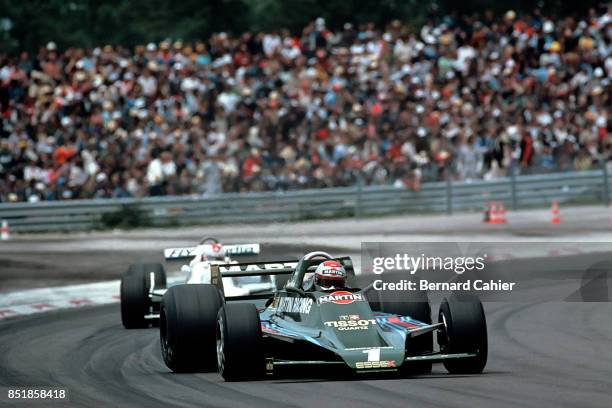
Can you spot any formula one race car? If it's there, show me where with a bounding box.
[159,251,487,380]
[120,238,272,329]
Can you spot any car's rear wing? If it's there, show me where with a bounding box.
[210,256,355,299]
[163,243,260,261]
[214,261,298,278]
[211,256,354,278]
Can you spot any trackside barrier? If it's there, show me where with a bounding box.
[0,169,610,232]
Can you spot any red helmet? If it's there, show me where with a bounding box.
[314,260,347,290]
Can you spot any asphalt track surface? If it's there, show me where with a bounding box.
[1,270,611,406]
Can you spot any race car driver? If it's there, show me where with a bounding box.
[312,260,347,291]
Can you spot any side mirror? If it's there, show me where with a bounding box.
[181,265,191,274]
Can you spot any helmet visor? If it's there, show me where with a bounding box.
[316,276,345,289]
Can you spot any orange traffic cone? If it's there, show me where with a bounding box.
[0,220,9,241]
[489,202,499,224]
[551,201,561,224]
[497,202,507,224]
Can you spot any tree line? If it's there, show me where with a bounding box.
[0,0,603,52]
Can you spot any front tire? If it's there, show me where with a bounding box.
[438,294,488,374]
[120,263,166,329]
[126,263,166,287]
[160,284,223,372]
[216,303,264,381]
[120,273,147,328]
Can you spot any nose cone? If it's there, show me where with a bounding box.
[340,348,404,371]
[317,298,404,369]
[318,296,385,347]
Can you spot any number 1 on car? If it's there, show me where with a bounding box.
[363,348,380,362]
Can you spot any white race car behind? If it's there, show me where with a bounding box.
[120,238,275,329]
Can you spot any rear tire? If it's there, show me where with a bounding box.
[120,263,166,329]
[438,294,487,374]
[216,303,264,381]
[160,284,223,372]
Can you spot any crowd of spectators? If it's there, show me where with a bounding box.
[0,8,610,202]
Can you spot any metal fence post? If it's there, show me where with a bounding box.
[445,173,452,215]
[510,166,518,210]
[603,162,610,206]
[355,177,363,219]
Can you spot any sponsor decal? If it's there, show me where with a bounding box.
[339,314,360,320]
[220,262,297,274]
[164,247,195,258]
[318,291,364,305]
[355,361,396,369]
[273,296,313,314]
[324,319,376,331]
[319,269,345,278]
[224,244,260,255]
[164,244,260,259]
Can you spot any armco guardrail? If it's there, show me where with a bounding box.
[0,169,610,232]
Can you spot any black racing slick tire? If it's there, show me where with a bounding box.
[120,273,148,329]
[120,263,167,329]
[216,303,264,381]
[438,294,488,374]
[126,263,166,287]
[160,284,223,372]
